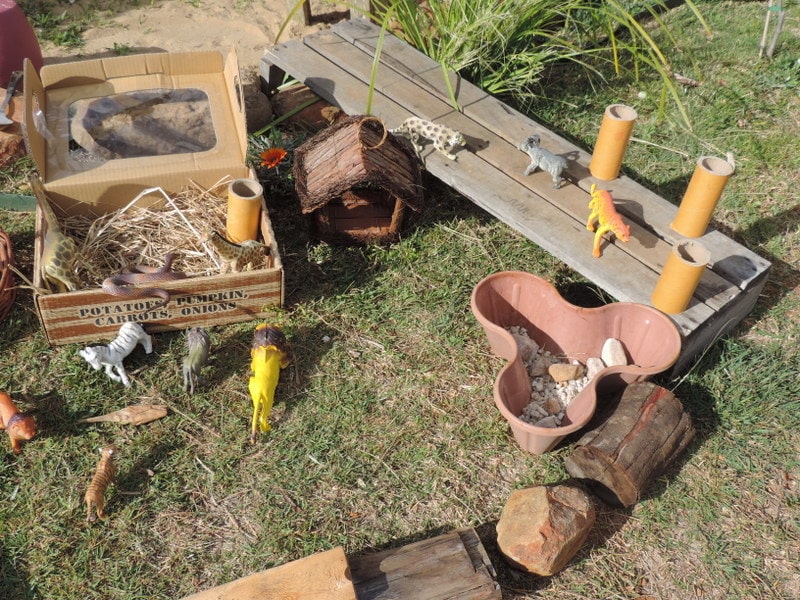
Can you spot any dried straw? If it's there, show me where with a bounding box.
[60,177,267,287]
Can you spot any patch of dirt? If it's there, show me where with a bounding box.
[39,1,351,79]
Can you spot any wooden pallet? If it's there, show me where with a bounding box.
[261,19,771,374]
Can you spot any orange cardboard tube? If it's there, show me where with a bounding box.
[589,104,637,181]
[671,156,734,238]
[226,178,263,243]
[651,240,711,314]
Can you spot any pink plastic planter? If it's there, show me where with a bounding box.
[471,271,682,454]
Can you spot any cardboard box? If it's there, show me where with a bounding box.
[23,51,284,345]
[23,50,249,216]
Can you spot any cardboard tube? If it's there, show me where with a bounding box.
[651,240,711,314]
[671,156,734,238]
[589,104,637,181]
[226,178,263,243]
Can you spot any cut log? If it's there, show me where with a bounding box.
[349,528,501,600]
[564,381,695,507]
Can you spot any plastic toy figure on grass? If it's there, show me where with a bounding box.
[586,184,630,258]
[248,323,291,443]
[0,391,36,454]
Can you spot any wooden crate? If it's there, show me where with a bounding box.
[32,198,283,346]
[261,19,771,374]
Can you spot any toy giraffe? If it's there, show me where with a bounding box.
[30,174,80,292]
[586,183,631,258]
[204,231,268,273]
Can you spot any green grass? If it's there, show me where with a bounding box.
[2,1,800,599]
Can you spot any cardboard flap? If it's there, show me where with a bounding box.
[223,48,248,157]
[22,58,46,178]
[40,51,227,89]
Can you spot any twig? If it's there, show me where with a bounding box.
[766,2,785,59]
[759,0,774,59]
[629,137,690,158]
[166,403,222,438]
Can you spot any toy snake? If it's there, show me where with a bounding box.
[102,252,187,309]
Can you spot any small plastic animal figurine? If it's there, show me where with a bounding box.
[519,134,568,189]
[248,324,291,443]
[390,117,466,160]
[0,391,37,455]
[85,445,118,523]
[586,183,631,258]
[205,231,268,273]
[31,173,80,293]
[182,327,210,395]
[79,322,153,387]
[78,404,168,426]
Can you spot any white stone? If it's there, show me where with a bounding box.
[601,338,628,367]
[585,356,605,379]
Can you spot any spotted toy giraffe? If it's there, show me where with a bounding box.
[30,174,80,292]
[205,231,268,273]
[586,183,631,258]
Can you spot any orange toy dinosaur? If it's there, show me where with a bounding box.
[586,183,631,258]
[248,324,291,443]
[0,391,37,454]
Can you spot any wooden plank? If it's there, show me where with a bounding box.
[332,19,771,291]
[349,528,501,600]
[260,21,771,370]
[261,33,718,334]
[180,547,356,600]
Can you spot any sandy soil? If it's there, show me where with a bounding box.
[38,0,350,79]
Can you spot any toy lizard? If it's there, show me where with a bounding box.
[0,391,37,455]
[248,323,290,443]
[586,183,630,258]
[182,327,210,395]
[30,173,80,293]
[205,231,268,273]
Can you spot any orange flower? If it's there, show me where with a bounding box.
[260,147,287,169]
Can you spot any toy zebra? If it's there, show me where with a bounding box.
[79,322,153,387]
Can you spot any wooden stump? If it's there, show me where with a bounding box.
[564,382,695,507]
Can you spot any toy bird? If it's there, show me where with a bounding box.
[248,323,290,443]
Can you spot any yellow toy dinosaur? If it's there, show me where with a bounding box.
[586,183,631,258]
[248,323,290,443]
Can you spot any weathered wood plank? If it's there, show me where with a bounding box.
[332,19,771,291]
[179,547,356,600]
[260,21,771,371]
[349,528,501,600]
[263,31,725,327]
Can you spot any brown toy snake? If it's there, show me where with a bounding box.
[102,253,187,309]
